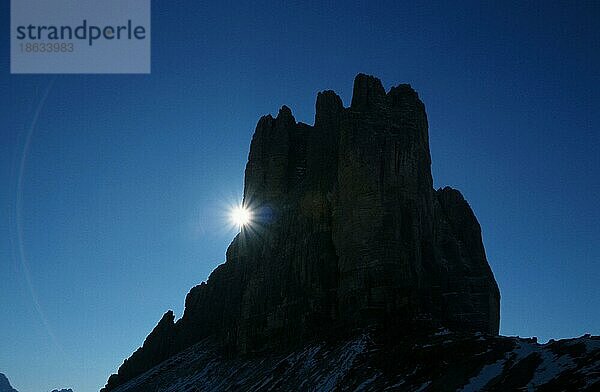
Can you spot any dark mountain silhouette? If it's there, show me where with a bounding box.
[102,75,599,391]
[0,373,74,392]
[105,332,600,391]
[0,373,18,392]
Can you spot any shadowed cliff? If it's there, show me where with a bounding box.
[103,74,500,391]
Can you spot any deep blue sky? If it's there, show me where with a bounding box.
[1,1,599,391]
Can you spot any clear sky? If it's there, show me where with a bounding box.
[1,1,599,391]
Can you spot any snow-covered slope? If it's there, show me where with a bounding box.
[106,330,600,392]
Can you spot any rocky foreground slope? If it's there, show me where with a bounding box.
[101,75,597,391]
[106,330,600,392]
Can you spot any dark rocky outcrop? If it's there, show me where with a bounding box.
[103,74,500,391]
[0,374,18,392]
[105,332,600,392]
[104,330,600,392]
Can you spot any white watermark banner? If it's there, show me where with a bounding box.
[11,0,151,74]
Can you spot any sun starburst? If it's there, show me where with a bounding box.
[230,205,252,228]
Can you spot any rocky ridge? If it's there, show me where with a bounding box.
[103,74,501,390]
[105,331,600,392]
[0,374,18,392]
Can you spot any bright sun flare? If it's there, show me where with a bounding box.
[230,205,252,228]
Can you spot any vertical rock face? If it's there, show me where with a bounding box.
[334,77,436,327]
[103,74,500,391]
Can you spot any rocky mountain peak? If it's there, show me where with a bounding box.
[350,73,386,109]
[103,74,501,391]
[315,90,343,128]
[276,105,294,122]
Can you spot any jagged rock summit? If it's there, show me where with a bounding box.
[103,74,501,390]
